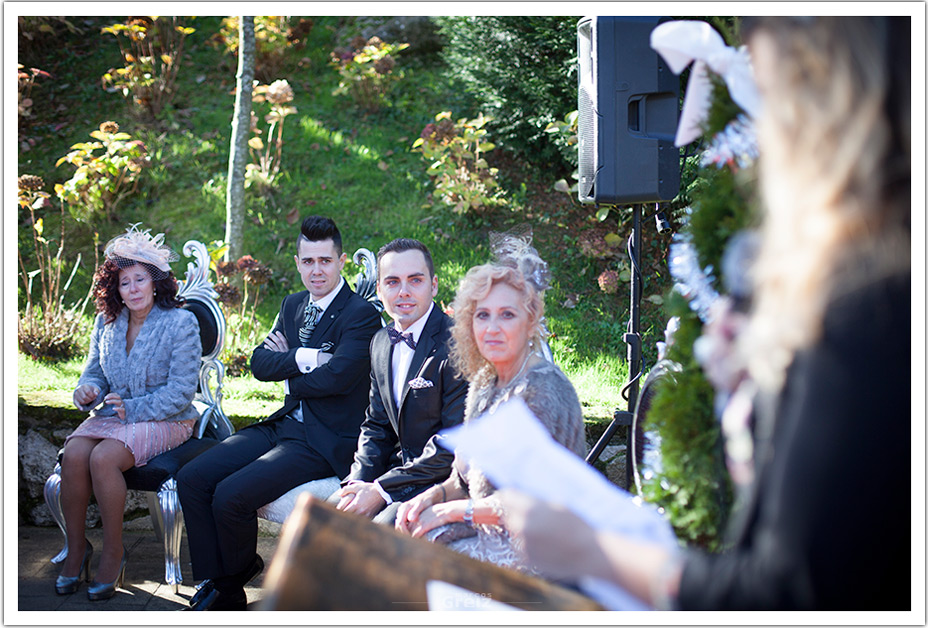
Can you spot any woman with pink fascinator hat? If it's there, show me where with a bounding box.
[55,224,202,601]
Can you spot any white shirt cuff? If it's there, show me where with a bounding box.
[295,347,320,373]
[345,479,393,505]
[373,480,393,505]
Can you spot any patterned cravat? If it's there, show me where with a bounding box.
[298,302,322,347]
[387,326,416,350]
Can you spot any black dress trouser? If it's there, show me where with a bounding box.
[176,417,335,581]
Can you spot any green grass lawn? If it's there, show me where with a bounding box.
[18,16,675,432]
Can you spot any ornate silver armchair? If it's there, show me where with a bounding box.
[44,240,234,592]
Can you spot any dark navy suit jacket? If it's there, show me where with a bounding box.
[250,281,383,479]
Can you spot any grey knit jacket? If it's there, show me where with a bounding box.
[76,305,201,424]
[453,358,588,499]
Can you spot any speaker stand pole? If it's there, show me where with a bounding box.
[585,203,642,491]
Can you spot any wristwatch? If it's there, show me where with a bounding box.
[463,499,474,526]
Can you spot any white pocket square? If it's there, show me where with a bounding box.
[408,377,434,389]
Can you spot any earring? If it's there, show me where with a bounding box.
[153,289,157,296]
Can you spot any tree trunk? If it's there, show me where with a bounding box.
[225,16,255,262]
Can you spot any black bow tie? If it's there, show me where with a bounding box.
[387,326,416,350]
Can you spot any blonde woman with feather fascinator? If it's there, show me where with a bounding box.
[394,226,588,573]
[56,224,202,601]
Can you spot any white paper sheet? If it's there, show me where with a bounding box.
[441,396,680,610]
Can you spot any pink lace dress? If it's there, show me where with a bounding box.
[67,415,196,467]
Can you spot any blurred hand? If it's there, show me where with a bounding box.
[498,490,600,580]
[501,490,682,604]
[103,392,127,421]
[403,500,467,539]
[335,482,386,518]
[263,331,289,353]
[73,384,100,409]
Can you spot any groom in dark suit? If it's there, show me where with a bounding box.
[333,238,467,524]
[177,215,382,610]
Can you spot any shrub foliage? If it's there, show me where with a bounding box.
[214,16,314,83]
[18,175,94,362]
[101,16,195,119]
[54,121,150,223]
[412,111,506,215]
[432,16,579,174]
[330,35,410,113]
[644,19,753,549]
[642,291,733,550]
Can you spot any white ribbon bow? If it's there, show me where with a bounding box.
[650,20,761,147]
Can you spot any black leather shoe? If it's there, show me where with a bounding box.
[189,555,264,607]
[189,579,215,608]
[186,587,247,611]
[243,555,264,586]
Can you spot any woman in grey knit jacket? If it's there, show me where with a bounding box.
[55,225,201,601]
[395,233,587,572]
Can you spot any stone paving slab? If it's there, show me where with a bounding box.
[17,525,279,612]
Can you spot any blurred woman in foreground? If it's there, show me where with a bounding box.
[502,16,912,610]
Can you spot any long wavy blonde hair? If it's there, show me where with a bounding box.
[449,263,545,384]
[740,17,910,393]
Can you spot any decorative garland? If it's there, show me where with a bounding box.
[636,19,758,550]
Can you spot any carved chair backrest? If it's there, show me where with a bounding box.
[175,240,233,441]
[351,247,385,321]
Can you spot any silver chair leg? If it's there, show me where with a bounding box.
[154,477,184,592]
[146,491,166,543]
[43,463,68,564]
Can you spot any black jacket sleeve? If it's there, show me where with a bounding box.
[346,366,400,482]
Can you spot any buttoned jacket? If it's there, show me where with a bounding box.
[250,282,383,479]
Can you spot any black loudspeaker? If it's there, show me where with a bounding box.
[577,16,680,205]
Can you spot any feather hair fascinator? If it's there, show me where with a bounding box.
[104,223,178,279]
[489,224,550,293]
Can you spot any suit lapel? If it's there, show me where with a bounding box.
[376,326,399,421]
[306,283,350,345]
[397,305,441,413]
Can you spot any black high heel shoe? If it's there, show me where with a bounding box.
[87,547,128,601]
[55,540,93,595]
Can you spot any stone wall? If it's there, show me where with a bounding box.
[19,403,629,528]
